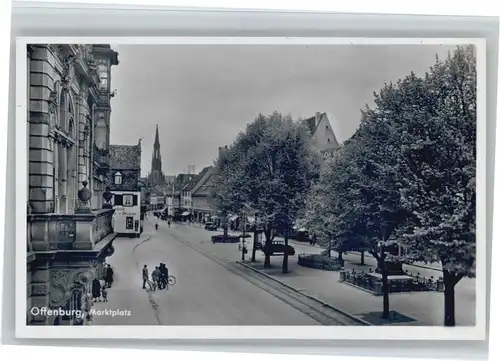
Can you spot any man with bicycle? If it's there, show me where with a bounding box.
[158,263,169,290]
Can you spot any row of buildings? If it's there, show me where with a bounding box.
[26,44,146,326]
[139,112,340,225]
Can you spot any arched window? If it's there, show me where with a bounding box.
[58,89,75,135]
[68,119,74,137]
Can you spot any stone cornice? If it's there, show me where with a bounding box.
[27,208,114,222]
[51,128,76,148]
[27,233,116,262]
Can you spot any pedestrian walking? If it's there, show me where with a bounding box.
[142,265,149,289]
[91,277,101,302]
[105,264,114,288]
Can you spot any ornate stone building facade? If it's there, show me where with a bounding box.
[26,44,119,325]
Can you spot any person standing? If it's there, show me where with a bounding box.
[142,265,149,289]
[105,264,114,288]
[151,266,161,290]
[91,277,101,302]
[159,263,169,290]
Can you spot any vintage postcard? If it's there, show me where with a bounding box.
[16,37,486,340]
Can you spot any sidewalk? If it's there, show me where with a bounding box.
[91,232,159,325]
[175,223,476,326]
[219,225,443,274]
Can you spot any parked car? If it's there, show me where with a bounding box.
[205,222,217,231]
[294,228,310,242]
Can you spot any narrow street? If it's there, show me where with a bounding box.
[92,218,319,325]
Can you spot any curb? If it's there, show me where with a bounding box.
[236,261,372,326]
[132,236,152,253]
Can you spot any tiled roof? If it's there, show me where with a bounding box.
[174,173,195,192]
[191,166,215,195]
[184,166,212,192]
[302,113,323,135]
[109,145,141,170]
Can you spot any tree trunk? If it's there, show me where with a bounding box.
[251,231,257,262]
[264,254,271,268]
[443,270,464,327]
[282,233,289,273]
[337,250,343,262]
[377,245,390,319]
[360,250,365,265]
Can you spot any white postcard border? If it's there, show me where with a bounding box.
[15,36,487,340]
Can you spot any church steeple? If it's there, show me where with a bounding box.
[154,124,160,149]
[149,124,165,184]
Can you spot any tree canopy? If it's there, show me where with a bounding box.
[302,45,476,325]
[213,112,321,244]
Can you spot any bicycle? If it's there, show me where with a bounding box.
[146,279,157,292]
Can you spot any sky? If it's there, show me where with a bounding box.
[108,44,458,176]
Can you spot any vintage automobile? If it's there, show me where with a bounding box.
[211,234,240,243]
[204,221,218,231]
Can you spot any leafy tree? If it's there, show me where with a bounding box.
[397,45,476,326]
[213,112,321,271]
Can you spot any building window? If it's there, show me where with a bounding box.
[114,172,122,185]
[326,126,329,129]
[98,64,108,90]
[327,138,330,142]
[123,194,133,206]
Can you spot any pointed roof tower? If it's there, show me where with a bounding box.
[154,124,160,148]
[150,124,164,184]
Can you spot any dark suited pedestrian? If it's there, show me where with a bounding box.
[105,264,114,288]
[142,265,149,289]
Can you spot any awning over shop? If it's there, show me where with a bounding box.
[181,211,191,216]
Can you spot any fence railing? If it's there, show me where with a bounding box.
[340,269,444,295]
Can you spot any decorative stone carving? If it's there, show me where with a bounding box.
[76,181,92,213]
[49,267,95,308]
[91,210,113,243]
[49,269,72,306]
[31,284,48,296]
[102,187,113,209]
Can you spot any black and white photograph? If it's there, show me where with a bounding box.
[16,38,486,340]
